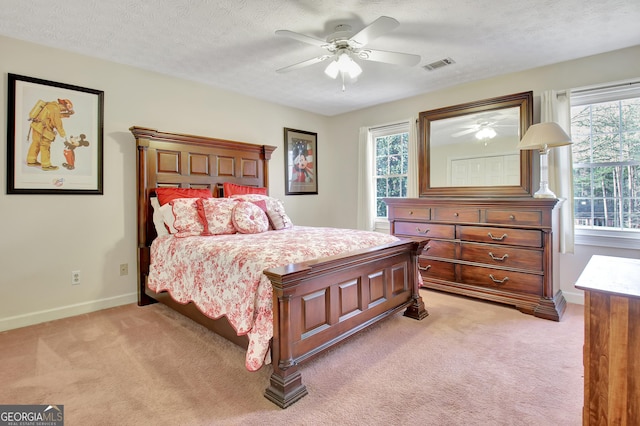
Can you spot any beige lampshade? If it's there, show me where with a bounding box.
[518,122,571,151]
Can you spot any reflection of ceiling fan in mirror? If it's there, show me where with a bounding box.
[275,16,421,90]
[452,112,518,141]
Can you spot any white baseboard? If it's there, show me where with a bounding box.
[0,292,138,332]
[562,290,585,306]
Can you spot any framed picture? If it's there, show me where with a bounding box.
[7,73,104,195]
[284,127,317,195]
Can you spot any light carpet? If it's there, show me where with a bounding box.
[0,289,584,425]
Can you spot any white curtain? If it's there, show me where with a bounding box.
[541,90,574,253]
[407,116,419,197]
[357,126,374,230]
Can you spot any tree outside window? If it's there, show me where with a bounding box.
[571,95,640,230]
[374,131,409,218]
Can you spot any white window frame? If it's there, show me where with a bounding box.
[370,122,412,231]
[570,79,640,249]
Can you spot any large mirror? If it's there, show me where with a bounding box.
[418,91,534,197]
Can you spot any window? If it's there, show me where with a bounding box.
[371,123,410,219]
[571,81,640,232]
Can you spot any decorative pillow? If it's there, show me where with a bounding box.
[266,199,294,230]
[250,199,268,214]
[232,201,270,234]
[231,194,293,230]
[150,197,169,237]
[160,203,178,234]
[197,198,238,235]
[155,187,213,205]
[169,198,205,237]
[223,182,268,198]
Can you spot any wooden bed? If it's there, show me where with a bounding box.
[131,126,429,408]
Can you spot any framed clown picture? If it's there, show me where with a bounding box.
[284,127,317,195]
[7,74,104,195]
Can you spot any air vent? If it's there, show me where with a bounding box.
[423,57,456,71]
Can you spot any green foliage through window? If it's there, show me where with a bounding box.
[571,95,640,230]
[375,132,409,218]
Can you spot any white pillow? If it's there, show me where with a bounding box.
[150,197,169,236]
[160,203,178,234]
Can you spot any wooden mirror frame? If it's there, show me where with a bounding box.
[418,91,534,197]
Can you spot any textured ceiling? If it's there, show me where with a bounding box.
[2,0,640,116]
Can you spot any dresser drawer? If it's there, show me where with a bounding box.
[458,226,542,247]
[418,258,455,282]
[422,240,456,259]
[394,222,455,239]
[460,242,543,271]
[460,265,542,296]
[392,206,430,221]
[485,209,544,226]
[433,207,479,223]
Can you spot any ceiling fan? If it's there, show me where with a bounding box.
[275,16,421,90]
[452,113,518,139]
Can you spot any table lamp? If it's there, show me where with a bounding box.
[518,122,572,198]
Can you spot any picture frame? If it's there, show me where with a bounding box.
[284,127,317,195]
[7,73,104,195]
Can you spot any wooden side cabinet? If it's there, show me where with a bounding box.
[575,255,640,426]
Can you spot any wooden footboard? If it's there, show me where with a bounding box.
[263,238,428,408]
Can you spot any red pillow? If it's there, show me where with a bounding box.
[155,187,213,205]
[223,182,267,198]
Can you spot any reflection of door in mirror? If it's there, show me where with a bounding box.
[430,106,521,187]
[418,91,533,198]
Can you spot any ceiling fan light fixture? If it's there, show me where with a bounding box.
[338,52,362,78]
[475,127,497,140]
[324,60,340,79]
[324,51,362,79]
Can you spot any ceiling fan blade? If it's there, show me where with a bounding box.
[358,48,421,66]
[349,16,399,48]
[276,55,331,73]
[275,30,328,48]
[452,128,478,137]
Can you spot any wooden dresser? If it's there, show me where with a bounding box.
[575,255,640,426]
[385,197,566,321]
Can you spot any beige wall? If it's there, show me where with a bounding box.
[0,36,329,330]
[1,34,639,330]
[329,45,640,304]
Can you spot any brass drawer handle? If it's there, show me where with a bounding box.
[423,245,432,252]
[416,227,430,234]
[453,212,459,217]
[418,264,432,271]
[488,252,509,261]
[509,215,515,220]
[489,274,509,284]
[488,232,507,241]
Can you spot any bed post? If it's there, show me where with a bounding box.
[134,134,155,306]
[403,238,429,320]
[264,293,308,408]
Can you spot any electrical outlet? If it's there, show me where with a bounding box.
[72,270,81,285]
[119,263,128,276]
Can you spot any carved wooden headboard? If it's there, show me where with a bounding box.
[130,126,277,302]
[131,126,277,245]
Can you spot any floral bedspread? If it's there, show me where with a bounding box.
[147,226,401,371]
